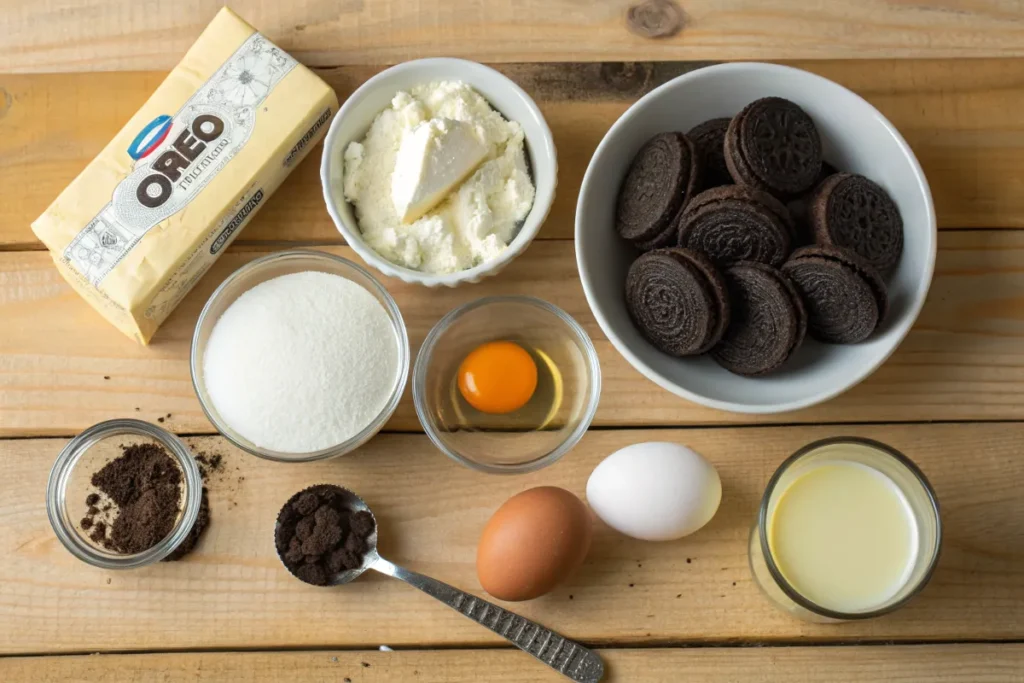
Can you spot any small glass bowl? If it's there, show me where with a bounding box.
[748,437,942,622]
[413,296,601,474]
[46,419,203,569]
[190,250,410,463]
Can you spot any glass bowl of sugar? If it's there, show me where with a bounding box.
[191,250,410,462]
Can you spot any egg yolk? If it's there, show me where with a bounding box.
[458,341,538,415]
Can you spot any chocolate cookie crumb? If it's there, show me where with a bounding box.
[89,521,108,545]
[81,442,209,560]
[350,510,375,537]
[196,452,225,478]
[165,487,211,561]
[276,485,376,586]
[344,533,366,554]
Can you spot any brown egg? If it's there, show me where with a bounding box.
[476,486,593,601]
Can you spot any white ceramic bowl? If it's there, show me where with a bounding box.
[320,58,557,287]
[576,63,936,414]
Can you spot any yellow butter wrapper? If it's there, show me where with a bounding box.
[31,8,338,344]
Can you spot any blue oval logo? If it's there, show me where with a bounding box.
[127,115,173,160]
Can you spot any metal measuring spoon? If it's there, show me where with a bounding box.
[275,486,604,683]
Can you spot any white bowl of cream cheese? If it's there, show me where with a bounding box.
[321,58,557,287]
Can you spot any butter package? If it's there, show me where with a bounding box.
[32,8,338,343]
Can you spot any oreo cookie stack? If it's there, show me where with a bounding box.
[616,97,905,376]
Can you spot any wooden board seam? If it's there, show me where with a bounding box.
[6,224,1018,256]
[5,645,1023,683]
[6,418,1024,442]
[6,639,1024,659]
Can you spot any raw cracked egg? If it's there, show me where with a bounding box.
[458,341,538,415]
[476,487,592,601]
[586,442,721,541]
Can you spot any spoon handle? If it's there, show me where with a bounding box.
[372,557,604,683]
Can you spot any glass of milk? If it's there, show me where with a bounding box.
[749,437,941,622]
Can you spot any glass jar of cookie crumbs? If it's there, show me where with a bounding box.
[46,419,204,569]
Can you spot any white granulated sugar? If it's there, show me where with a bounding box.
[342,81,535,274]
[203,271,399,453]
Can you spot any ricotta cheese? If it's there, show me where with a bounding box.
[342,81,535,274]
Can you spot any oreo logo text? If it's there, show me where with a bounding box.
[135,114,226,209]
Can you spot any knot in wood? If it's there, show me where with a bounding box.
[626,0,685,39]
[600,63,653,95]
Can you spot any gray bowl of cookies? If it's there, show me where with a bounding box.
[575,62,935,414]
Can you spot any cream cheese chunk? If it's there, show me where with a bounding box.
[342,81,535,275]
[392,118,488,224]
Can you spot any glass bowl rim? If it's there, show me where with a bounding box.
[756,435,943,620]
[45,419,204,569]
[190,249,411,463]
[412,295,602,474]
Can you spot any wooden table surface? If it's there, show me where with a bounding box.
[2,1,1024,681]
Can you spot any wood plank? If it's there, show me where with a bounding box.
[1,422,1022,653]
[3,232,1024,437]
[4,0,1024,72]
[4,60,1024,249]
[3,645,1024,682]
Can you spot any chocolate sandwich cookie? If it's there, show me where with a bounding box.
[782,245,888,344]
[712,262,807,376]
[688,118,732,189]
[626,248,730,356]
[786,161,839,246]
[616,133,701,245]
[633,223,682,253]
[676,185,794,267]
[810,173,904,277]
[725,97,822,198]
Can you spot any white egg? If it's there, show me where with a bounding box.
[586,442,722,541]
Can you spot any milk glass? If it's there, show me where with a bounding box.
[749,437,941,622]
